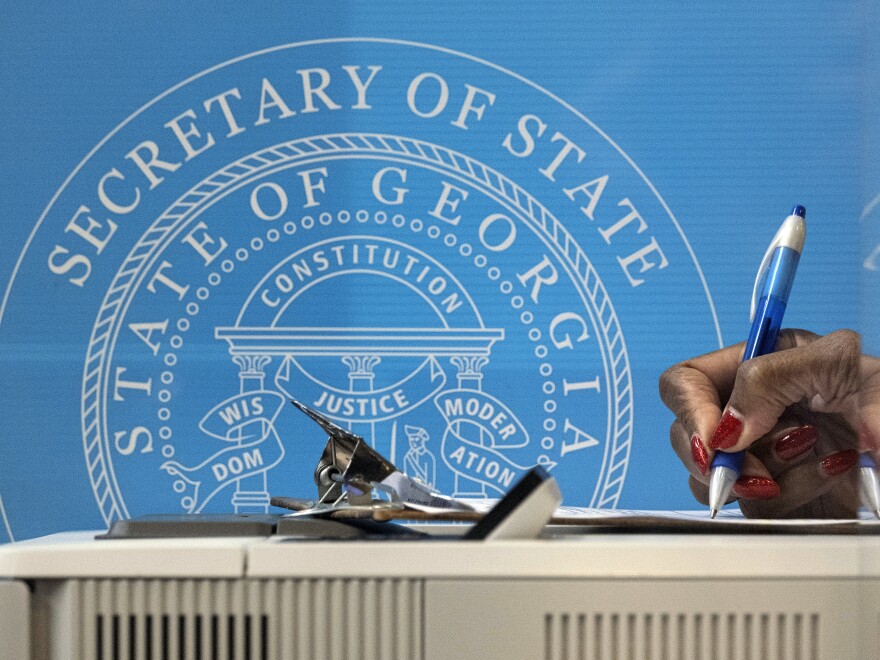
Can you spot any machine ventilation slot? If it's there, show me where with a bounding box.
[543,611,820,660]
[62,577,423,660]
[93,614,268,660]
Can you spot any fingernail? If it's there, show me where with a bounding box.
[820,449,859,477]
[710,410,743,450]
[774,425,818,461]
[732,476,780,500]
[690,434,709,475]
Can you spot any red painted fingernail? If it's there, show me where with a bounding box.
[820,449,859,477]
[691,434,709,475]
[710,410,743,450]
[732,476,780,500]
[775,425,817,461]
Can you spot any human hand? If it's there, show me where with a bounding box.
[659,329,879,518]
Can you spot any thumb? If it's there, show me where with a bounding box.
[708,330,861,452]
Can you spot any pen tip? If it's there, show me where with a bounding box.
[874,508,880,520]
[709,508,718,519]
[791,205,806,219]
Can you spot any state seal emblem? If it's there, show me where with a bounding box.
[0,39,721,539]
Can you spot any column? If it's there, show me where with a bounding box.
[449,355,489,497]
[341,355,381,450]
[231,354,272,513]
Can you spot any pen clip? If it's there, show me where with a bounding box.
[749,212,806,321]
[749,227,787,322]
[750,246,774,322]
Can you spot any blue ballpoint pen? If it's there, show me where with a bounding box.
[708,205,806,518]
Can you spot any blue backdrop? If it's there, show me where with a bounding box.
[1,2,876,541]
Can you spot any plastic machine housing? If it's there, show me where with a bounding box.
[2,523,880,660]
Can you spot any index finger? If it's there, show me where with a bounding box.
[659,342,744,443]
